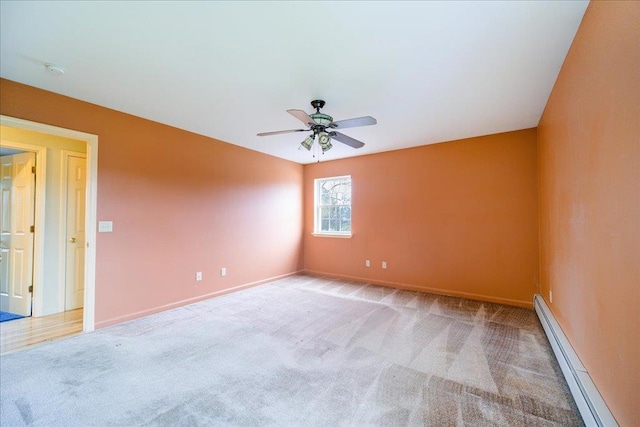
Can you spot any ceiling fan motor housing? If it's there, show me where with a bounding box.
[310,100,332,127]
[311,112,333,126]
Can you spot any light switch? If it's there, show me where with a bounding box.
[98,221,113,232]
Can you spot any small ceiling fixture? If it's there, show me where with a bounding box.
[300,135,314,151]
[44,63,65,75]
[318,132,332,153]
[257,100,377,154]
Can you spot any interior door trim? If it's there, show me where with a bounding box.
[1,115,98,332]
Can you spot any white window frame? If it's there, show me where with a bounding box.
[313,175,353,238]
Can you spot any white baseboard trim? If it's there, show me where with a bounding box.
[533,294,618,427]
[303,270,533,308]
[96,271,303,329]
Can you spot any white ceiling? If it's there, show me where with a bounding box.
[0,1,588,164]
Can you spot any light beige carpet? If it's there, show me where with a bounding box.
[1,274,582,426]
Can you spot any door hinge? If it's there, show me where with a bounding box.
[32,166,36,173]
[30,225,35,233]
[29,285,33,293]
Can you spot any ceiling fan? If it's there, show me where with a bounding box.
[257,100,377,153]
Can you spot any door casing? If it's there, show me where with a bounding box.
[1,115,98,332]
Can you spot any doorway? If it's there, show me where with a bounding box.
[0,150,36,317]
[0,115,98,332]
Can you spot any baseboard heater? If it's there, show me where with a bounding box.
[533,295,618,427]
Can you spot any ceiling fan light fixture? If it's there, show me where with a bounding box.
[318,132,332,152]
[300,135,314,151]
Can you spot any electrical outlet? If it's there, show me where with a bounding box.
[365,260,370,267]
[549,291,553,303]
[196,272,202,281]
[382,261,387,269]
[221,267,227,277]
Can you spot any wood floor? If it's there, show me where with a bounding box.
[0,308,83,355]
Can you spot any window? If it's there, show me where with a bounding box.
[314,175,352,236]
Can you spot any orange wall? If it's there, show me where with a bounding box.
[0,79,304,327]
[304,129,539,307]
[537,2,640,425]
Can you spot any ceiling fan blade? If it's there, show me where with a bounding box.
[330,131,365,149]
[257,129,307,136]
[329,116,377,129]
[287,109,316,126]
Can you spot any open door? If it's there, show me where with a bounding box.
[0,152,36,316]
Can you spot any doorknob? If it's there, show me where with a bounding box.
[69,237,77,243]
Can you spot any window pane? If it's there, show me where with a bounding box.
[320,207,330,220]
[321,192,331,204]
[315,176,352,234]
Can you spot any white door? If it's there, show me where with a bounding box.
[65,156,86,311]
[0,152,36,316]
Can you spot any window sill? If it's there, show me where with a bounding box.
[311,233,353,239]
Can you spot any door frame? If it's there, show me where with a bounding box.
[1,115,98,332]
[58,150,87,312]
